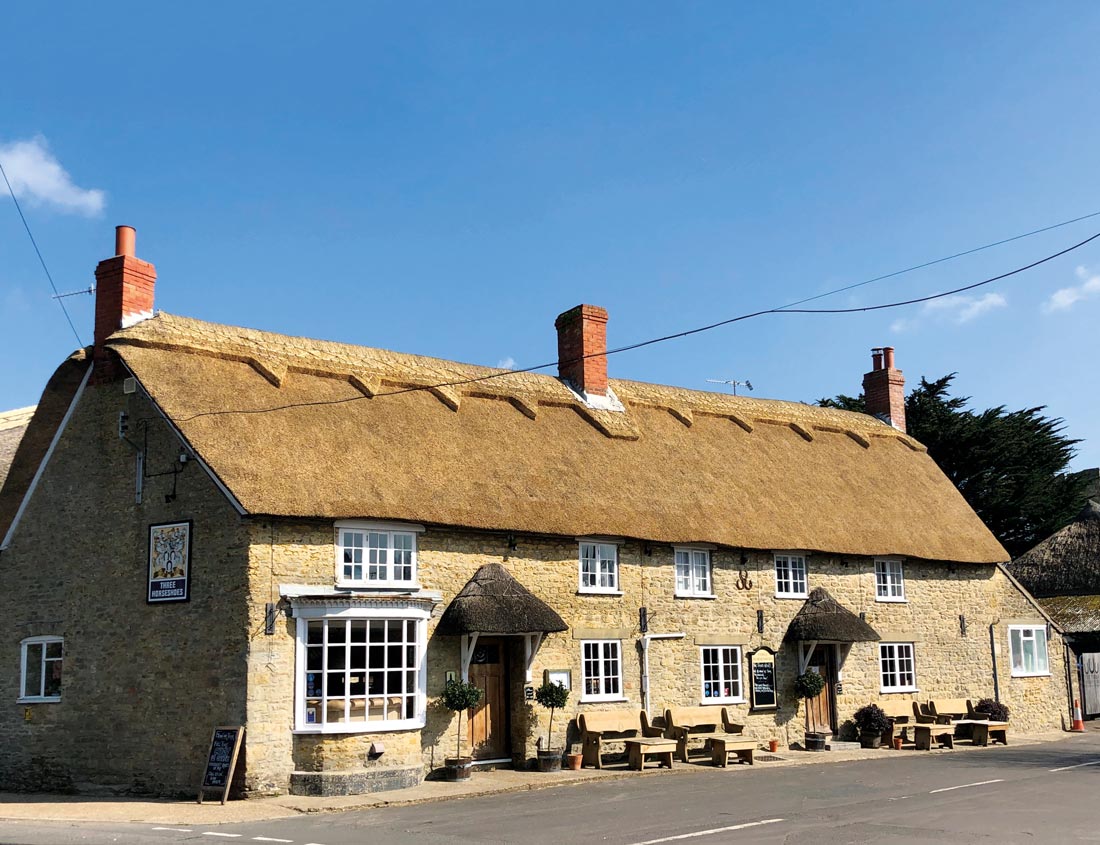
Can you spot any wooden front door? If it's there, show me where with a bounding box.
[468,638,510,760]
[805,646,837,734]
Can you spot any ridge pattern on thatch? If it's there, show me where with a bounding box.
[105,313,1009,563]
[1008,502,1100,597]
[784,587,881,643]
[436,563,567,635]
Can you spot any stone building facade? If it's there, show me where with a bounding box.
[0,227,1069,797]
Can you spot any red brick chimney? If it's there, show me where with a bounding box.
[555,304,608,397]
[93,226,156,381]
[862,346,906,432]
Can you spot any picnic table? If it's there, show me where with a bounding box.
[665,706,744,764]
[625,737,677,770]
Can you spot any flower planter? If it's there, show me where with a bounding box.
[804,732,827,752]
[768,739,780,753]
[537,750,563,772]
[565,752,583,770]
[859,732,882,749]
[444,757,473,781]
[892,736,904,751]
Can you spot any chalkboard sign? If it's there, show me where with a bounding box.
[197,726,244,804]
[749,648,777,711]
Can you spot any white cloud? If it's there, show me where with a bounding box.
[496,356,516,370]
[1043,265,1100,313]
[0,135,105,216]
[891,292,1006,333]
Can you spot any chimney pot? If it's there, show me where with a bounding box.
[554,304,609,397]
[871,348,883,371]
[115,225,136,257]
[882,346,895,369]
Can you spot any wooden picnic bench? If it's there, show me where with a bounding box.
[953,719,1010,747]
[625,737,678,770]
[913,723,956,750]
[665,706,744,764]
[578,710,661,769]
[710,737,757,767]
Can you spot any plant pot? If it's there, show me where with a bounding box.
[804,732,827,752]
[768,739,780,753]
[444,757,473,781]
[858,732,882,749]
[565,752,583,770]
[537,750,563,772]
[892,736,904,751]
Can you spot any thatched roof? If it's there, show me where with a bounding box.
[784,587,881,643]
[436,563,567,635]
[1034,594,1100,635]
[102,313,1008,563]
[0,406,36,493]
[0,353,89,543]
[1008,502,1100,597]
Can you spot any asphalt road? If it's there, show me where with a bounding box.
[3,735,1100,844]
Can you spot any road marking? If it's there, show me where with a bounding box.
[929,779,1004,794]
[152,828,193,833]
[629,818,784,844]
[202,835,243,839]
[888,796,911,801]
[252,838,293,843]
[1050,760,1100,772]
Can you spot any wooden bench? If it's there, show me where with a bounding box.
[665,706,744,764]
[625,737,677,770]
[953,719,1010,747]
[710,738,757,767]
[579,710,660,769]
[879,701,915,742]
[927,698,974,724]
[913,723,956,750]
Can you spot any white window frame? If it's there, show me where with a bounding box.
[878,642,918,693]
[334,520,423,589]
[674,547,714,598]
[577,541,620,594]
[19,636,63,703]
[874,558,906,602]
[293,604,429,734]
[774,553,808,598]
[699,645,744,704]
[1008,625,1050,677]
[580,639,625,702]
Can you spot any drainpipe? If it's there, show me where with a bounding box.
[989,622,1000,702]
[640,633,685,715]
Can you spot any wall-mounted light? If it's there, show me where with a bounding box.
[756,609,764,634]
[265,602,277,636]
[506,533,518,551]
[643,543,652,557]
[859,611,867,621]
[639,606,649,634]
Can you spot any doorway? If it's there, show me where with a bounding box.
[805,645,838,735]
[467,637,511,760]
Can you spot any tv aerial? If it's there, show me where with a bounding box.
[706,378,753,396]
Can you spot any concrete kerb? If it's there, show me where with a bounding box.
[0,730,1076,826]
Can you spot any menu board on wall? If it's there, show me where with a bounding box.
[749,648,777,711]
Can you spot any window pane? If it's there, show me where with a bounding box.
[1010,629,1023,670]
[24,644,43,697]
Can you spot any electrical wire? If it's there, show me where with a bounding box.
[171,227,1100,423]
[0,158,84,347]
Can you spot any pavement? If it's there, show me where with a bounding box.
[0,727,1077,826]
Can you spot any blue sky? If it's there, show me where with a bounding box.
[1,2,1098,469]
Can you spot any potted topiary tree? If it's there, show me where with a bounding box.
[793,670,827,751]
[440,678,483,781]
[533,680,570,772]
[853,703,891,749]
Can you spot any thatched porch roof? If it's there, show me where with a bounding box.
[1009,502,1100,598]
[784,587,881,643]
[436,563,567,636]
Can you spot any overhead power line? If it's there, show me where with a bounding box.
[172,226,1100,423]
[0,159,84,347]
